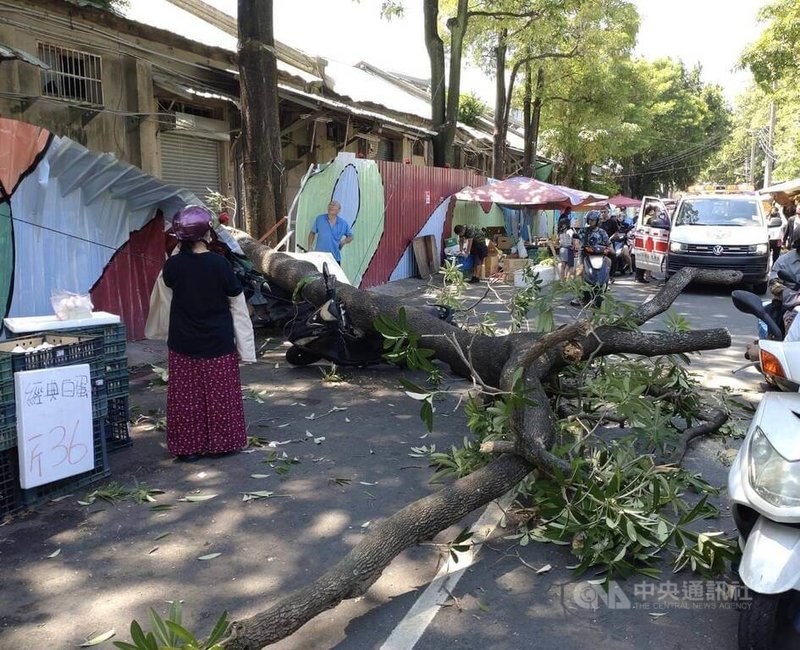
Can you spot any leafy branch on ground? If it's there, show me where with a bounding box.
[114,601,228,650]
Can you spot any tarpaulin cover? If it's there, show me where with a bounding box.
[454,176,607,209]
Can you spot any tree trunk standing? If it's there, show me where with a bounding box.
[237,0,285,241]
[443,0,469,167]
[522,62,533,177]
[492,29,507,178]
[423,0,448,167]
[529,67,544,178]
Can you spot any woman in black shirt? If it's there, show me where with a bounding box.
[162,205,247,461]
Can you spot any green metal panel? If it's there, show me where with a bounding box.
[451,201,505,232]
[0,202,12,317]
[295,159,385,287]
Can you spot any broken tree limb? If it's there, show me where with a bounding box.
[222,230,737,649]
[630,267,742,327]
[220,454,532,649]
[662,409,729,465]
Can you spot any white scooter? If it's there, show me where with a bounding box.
[729,290,800,648]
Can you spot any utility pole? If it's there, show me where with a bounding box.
[749,131,756,185]
[763,98,777,188]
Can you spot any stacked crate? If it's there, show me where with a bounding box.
[0,334,110,517]
[62,323,131,451]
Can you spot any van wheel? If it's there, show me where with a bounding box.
[285,346,322,366]
[752,281,768,295]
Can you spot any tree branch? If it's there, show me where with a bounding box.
[662,409,728,464]
[220,454,532,649]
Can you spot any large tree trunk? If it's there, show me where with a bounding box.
[492,28,507,179]
[529,67,544,178]
[522,62,533,177]
[216,230,736,648]
[443,0,469,167]
[238,0,285,242]
[423,0,448,167]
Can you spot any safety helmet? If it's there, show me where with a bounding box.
[586,210,601,225]
[172,205,213,241]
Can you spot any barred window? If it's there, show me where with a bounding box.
[38,43,103,106]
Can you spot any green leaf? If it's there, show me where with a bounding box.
[205,611,230,645]
[198,553,222,561]
[148,609,170,645]
[164,620,197,645]
[181,494,217,502]
[420,398,434,432]
[80,629,116,646]
[130,620,148,647]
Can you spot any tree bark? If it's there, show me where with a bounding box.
[237,0,285,242]
[529,67,544,178]
[443,0,469,168]
[492,28,508,179]
[423,0,447,167]
[522,61,533,177]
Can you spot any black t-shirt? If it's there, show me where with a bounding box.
[600,218,619,237]
[163,251,242,358]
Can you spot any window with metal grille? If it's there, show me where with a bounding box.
[38,43,103,106]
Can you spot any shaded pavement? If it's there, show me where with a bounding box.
[0,274,771,649]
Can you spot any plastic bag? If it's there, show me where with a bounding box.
[51,290,93,321]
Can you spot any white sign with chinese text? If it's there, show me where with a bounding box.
[15,364,94,489]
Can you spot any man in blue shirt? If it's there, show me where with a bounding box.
[307,201,353,263]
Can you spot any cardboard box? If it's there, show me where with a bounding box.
[495,235,514,250]
[503,258,530,274]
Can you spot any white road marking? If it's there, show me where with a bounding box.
[380,490,517,650]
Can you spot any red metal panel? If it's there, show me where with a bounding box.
[90,213,166,341]
[360,162,487,288]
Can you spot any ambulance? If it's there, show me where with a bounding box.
[632,184,776,293]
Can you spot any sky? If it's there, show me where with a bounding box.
[127,0,768,103]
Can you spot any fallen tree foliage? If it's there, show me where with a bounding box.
[217,232,739,649]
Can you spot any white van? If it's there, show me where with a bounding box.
[665,192,772,294]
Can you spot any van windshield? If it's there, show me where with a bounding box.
[675,198,761,227]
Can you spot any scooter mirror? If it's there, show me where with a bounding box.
[731,290,783,339]
[768,216,783,229]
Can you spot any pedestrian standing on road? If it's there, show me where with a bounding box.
[454,224,488,283]
[163,205,248,462]
[784,203,797,249]
[600,206,619,237]
[556,214,575,281]
[307,201,353,264]
[768,204,788,266]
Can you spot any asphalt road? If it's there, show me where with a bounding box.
[0,273,775,650]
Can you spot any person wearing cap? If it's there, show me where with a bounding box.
[162,205,248,462]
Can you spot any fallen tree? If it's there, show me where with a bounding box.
[219,232,739,649]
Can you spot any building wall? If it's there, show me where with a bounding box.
[0,3,236,207]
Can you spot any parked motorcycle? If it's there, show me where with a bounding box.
[728,342,800,648]
[285,262,454,367]
[732,270,800,391]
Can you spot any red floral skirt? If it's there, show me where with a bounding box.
[166,351,247,456]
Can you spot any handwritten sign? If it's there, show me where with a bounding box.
[15,364,94,489]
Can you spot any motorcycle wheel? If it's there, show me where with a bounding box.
[285,346,323,366]
[738,591,795,650]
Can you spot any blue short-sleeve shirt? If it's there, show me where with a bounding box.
[311,214,353,262]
